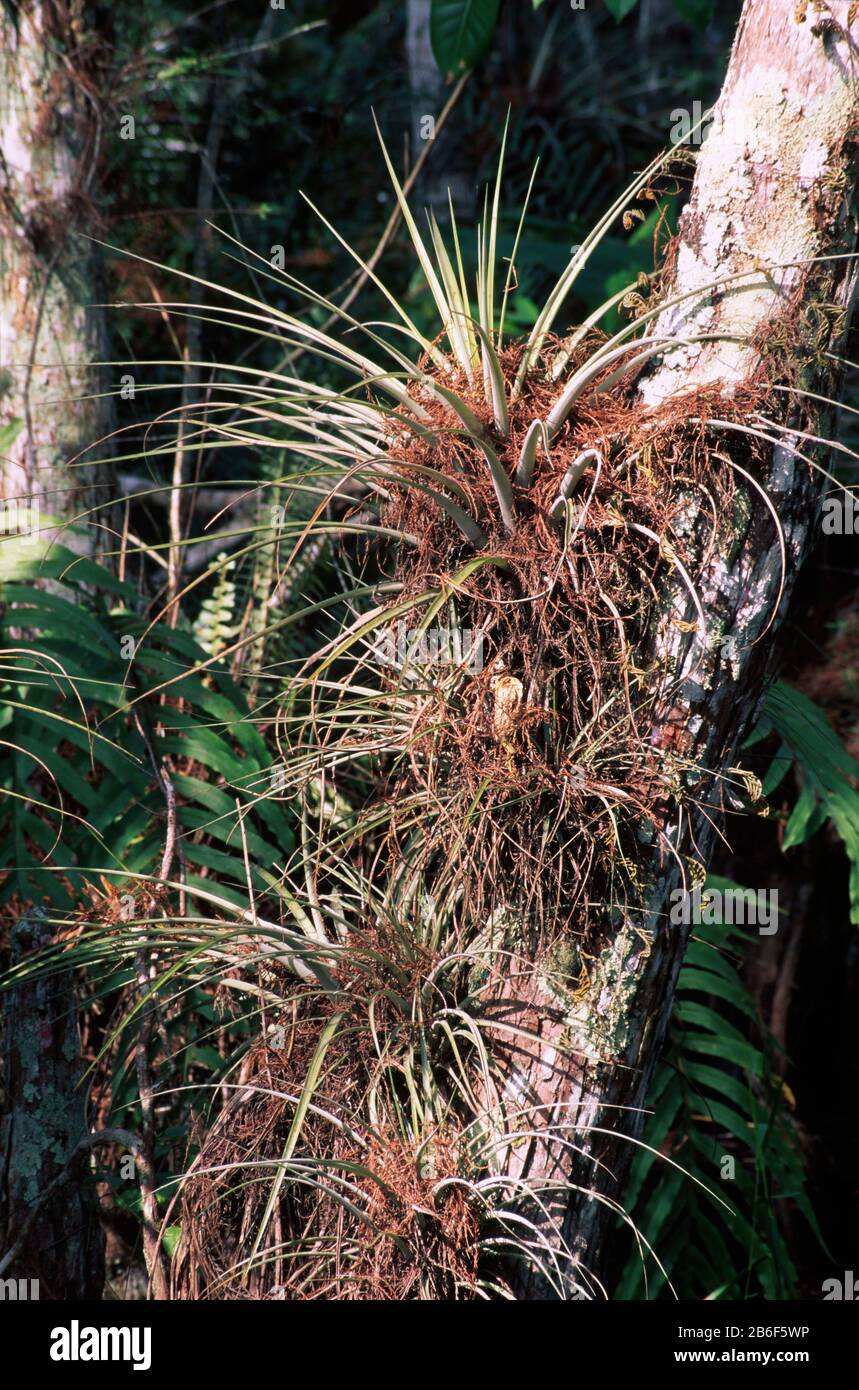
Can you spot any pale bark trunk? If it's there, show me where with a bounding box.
[0,1,112,547]
[503,0,859,1298]
[406,0,472,219]
[0,1,111,1299]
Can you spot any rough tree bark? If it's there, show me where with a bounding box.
[504,0,859,1297]
[0,0,113,546]
[0,1,113,1299]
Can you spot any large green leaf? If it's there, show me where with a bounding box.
[0,549,294,910]
[760,681,859,922]
[616,903,816,1300]
[429,0,501,74]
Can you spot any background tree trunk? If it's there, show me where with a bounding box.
[504,0,859,1297]
[0,0,113,548]
[406,0,472,219]
[0,910,104,1298]
[0,1,113,1300]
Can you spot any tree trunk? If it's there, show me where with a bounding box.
[406,0,472,219]
[504,0,859,1297]
[0,910,104,1298]
[0,0,112,547]
[0,1,112,1300]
